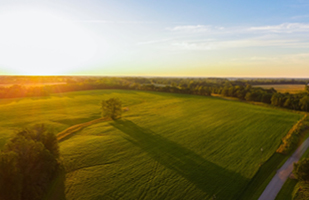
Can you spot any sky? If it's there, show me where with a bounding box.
[0,0,309,77]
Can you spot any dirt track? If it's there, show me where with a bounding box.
[57,117,108,142]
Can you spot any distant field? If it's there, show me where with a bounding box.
[0,82,66,88]
[254,84,306,94]
[0,90,302,200]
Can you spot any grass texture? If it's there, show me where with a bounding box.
[0,90,302,200]
[254,84,305,94]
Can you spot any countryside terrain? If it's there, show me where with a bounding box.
[254,84,306,94]
[0,89,303,199]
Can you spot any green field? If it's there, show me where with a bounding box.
[254,84,306,94]
[0,90,302,200]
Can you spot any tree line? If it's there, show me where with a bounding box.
[1,76,309,111]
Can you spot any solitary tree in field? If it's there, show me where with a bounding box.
[101,98,122,120]
[293,158,309,182]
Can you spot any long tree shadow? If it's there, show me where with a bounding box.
[111,120,249,199]
[44,168,66,200]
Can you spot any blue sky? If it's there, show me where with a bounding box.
[0,0,309,77]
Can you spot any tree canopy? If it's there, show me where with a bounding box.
[294,158,309,182]
[101,98,122,120]
[0,124,61,200]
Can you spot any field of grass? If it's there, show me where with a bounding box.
[275,178,298,200]
[0,90,303,200]
[254,84,306,94]
[0,82,66,88]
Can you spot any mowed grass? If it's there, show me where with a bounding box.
[254,84,306,94]
[0,90,302,200]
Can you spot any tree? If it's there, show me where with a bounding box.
[261,93,272,104]
[0,124,61,200]
[271,93,284,107]
[101,98,122,120]
[294,158,309,182]
[0,152,22,200]
[13,124,59,158]
[236,88,246,100]
[299,95,309,111]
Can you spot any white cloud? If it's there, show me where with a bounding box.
[137,38,174,45]
[74,20,157,24]
[172,41,213,50]
[168,23,309,35]
[291,15,309,20]
[231,53,309,65]
[171,38,309,51]
[163,23,309,51]
[167,25,224,33]
[249,23,309,33]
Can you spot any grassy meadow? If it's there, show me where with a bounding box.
[0,82,66,88]
[254,84,306,94]
[0,90,303,199]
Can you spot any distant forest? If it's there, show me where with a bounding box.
[0,76,309,111]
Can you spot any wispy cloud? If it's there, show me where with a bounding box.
[249,23,309,33]
[168,23,309,34]
[73,20,157,24]
[137,38,174,45]
[231,53,309,65]
[171,38,309,51]
[167,25,224,33]
[291,15,309,20]
[161,23,309,51]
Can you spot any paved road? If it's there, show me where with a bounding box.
[258,137,309,200]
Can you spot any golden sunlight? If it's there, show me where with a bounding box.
[0,8,98,75]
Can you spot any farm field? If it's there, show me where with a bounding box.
[254,84,306,94]
[0,82,66,88]
[0,90,303,200]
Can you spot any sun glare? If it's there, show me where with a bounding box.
[0,8,98,75]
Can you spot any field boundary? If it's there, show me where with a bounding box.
[276,114,309,154]
[212,93,306,115]
[57,117,109,142]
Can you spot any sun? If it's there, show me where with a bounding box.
[0,8,98,75]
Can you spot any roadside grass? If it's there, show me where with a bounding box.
[275,130,309,200]
[275,179,298,200]
[0,90,303,199]
[254,84,305,94]
[239,153,291,200]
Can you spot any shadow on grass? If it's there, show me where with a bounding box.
[237,153,287,200]
[111,119,248,199]
[44,168,66,200]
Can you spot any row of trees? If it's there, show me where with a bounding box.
[0,76,309,111]
[294,158,309,182]
[0,125,61,200]
[293,158,309,198]
[141,80,309,112]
